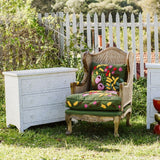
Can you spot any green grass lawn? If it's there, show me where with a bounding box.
[0,102,160,160]
[0,78,160,160]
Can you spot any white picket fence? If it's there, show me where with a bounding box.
[38,12,160,79]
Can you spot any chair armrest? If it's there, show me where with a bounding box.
[70,81,89,94]
[70,71,90,94]
[119,82,133,111]
[70,51,92,94]
[119,52,134,111]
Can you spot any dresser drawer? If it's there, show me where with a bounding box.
[23,105,65,124]
[21,73,75,94]
[22,89,70,108]
[150,71,160,87]
[150,88,160,101]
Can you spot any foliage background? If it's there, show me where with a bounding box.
[32,0,142,21]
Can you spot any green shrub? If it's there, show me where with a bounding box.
[132,77,147,116]
[0,0,59,72]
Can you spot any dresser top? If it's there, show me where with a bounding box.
[3,67,78,77]
[146,63,160,69]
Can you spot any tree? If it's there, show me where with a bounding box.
[51,0,98,14]
[51,0,67,13]
[139,0,160,19]
[32,0,56,13]
[88,0,142,22]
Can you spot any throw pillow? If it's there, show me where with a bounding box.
[91,63,127,91]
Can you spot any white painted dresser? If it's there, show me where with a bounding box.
[146,63,160,129]
[3,67,77,132]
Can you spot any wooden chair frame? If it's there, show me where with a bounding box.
[65,47,134,137]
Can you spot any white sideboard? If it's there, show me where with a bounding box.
[3,67,77,132]
[146,63,160,129]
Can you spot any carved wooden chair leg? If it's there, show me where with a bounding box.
[126,112,132,126]
[114,116,120,137]
[65,114,72,135]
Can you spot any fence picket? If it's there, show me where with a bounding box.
[72,13,77,34]
[87,13,91,49]
[51,12,57,42]
[56,12,59,44]
[101,13,106,50]
[131,13,137,79]
[38,13,42,25]
[116,12,121,48]
[109,13,113,47]
[94,13,98,53]
[44,13,49,33]
[139,13,144,77]
[123,13,128,53]
[59,12,64,57]
[147,14,151,63]
[66,13,70,48]
[154,14,159,63]
[72,13,77,63]
[65,12,70,65]
[80,13,84,51]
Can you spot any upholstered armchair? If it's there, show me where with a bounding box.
[65,47,134,137]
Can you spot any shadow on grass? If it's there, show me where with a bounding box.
[0,115,159,152]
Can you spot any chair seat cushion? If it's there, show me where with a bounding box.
[66,90,121,111]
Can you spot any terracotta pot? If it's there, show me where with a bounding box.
[153,97,160,113]
[154,124,160,135]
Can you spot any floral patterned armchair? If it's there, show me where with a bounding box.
[65,47,134,137]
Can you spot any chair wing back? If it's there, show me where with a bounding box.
[81,47,129,91]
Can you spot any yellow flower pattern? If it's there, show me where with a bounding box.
[73,101,78,106]
[67,101,72,107]
[101,104,106,109]
[107,102,112,106]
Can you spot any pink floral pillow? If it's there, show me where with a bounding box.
[91,63,127,91]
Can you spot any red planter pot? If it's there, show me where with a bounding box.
[154,124,160,135]
[153,97,160,113]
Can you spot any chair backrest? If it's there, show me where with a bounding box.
[82,47,129,90]
[92,47,127,65]
[83,47,127,72]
